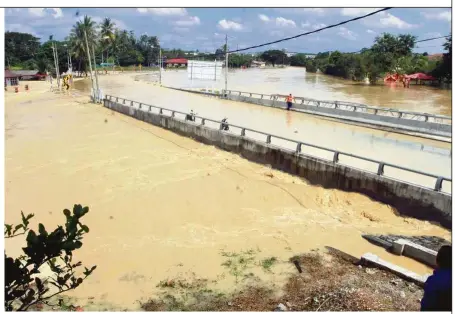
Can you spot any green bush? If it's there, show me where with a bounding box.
[4,205,96,311]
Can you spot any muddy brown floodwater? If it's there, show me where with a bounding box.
[5,79,451,311]
[161,67,452,115]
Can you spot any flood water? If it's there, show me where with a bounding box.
[5,82,451,310]
[77,72,452,193]
[162,67,452,115]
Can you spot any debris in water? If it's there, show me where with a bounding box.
[104,119,108,123]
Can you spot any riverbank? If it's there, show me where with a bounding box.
[5,80,450,310]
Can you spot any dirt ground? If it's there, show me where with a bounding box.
[139,249,424,312]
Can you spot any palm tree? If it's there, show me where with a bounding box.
[100,17,116,63]
[68,15,97,75]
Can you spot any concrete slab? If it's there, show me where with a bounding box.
[393,239,438,268]
[361,253,430,287]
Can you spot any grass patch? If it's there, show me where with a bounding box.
[261,257,278,273]
[220,249,258,283]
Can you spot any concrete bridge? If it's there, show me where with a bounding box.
[104,95,452,229]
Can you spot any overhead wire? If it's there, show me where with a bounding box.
[167,7,393,61]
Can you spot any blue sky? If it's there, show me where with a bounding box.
[5,7,452,54]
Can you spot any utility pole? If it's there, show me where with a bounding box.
[92,43,100,102]
[51,42,60,89]
[84,29,95,102]
[159,48,162,85]
[224,34,228,96]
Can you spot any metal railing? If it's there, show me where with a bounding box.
[105,95,452,194]
[223,89,452,125]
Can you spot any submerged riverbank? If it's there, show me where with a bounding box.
[5,79,450,310]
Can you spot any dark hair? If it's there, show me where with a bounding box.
[436,245,452,269]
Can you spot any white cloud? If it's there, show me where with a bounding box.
[275,17,296,28]
[51,8,63,18]
[174,16,200,26]
[28,8,46,17]
[366,29,376,34]
[28,8,63,19]
[137,8,187,16]
[217,19,243,31]
[362,11,417,30]
[302,8,325,15]
[259,14,270,22]
[340,8,382,16]
[421,10,451,22]
[378,12,416,29]
[312,23,327,29]
[338,27,357,40]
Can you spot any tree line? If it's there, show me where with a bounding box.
[4,18,451,85]
[287,33,452,85]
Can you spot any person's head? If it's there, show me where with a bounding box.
[436,245,452,269]
[289,94,292,96]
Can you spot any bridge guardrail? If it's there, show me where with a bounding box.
[105,95,452,194]
[223,89,452,125]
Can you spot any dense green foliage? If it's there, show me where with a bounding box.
[5,23,451,84]
[260,50,288,66]
[5,205,95,311]
[5,16,161,74]
[288,33,451,84]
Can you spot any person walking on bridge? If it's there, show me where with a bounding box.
[286,94,294,110]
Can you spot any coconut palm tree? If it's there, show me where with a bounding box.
[68,15,97,75]
[100,17,116,63]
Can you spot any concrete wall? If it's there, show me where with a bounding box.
[224,94,451,137]
[104,99,452,229]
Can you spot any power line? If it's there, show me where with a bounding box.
[227,8,392,54]
[174,7,392,61]
[348,35,450,54]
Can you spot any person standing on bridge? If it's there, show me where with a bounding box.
[286,94,294,110]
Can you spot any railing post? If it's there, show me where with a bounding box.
[261,95,264,99]
[139,103,142,109]
[424,115,429,122]
[239,92,242,96]
[159,108,163,115]
[130,101,133,106]
[266,135,271,144]
[250,93,252,97]
[374,109,378,115]
[434,177,444,192]
[171,111,175,117]
[333,152,340,163]
[353,106,357,112]
[377,163,385,176]
[316,101,320,107]
[241,128,246,136]
[296,143,302,153]
[149,105,152,111]
[116,97,118,102]
[123,99,126,104]
[201,118,205,125]
[300,99,304,104]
